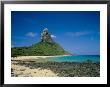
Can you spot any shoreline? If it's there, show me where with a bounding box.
[11,59,100,77]
[11,55,71,61]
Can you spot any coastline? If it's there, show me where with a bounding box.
[11,55,70,77]
[11,55,71,61]
[11,55,100,77]
[11,59,100,77]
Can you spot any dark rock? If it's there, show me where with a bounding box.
[41,28,53,43]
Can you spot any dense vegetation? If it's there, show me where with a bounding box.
[11,42,71,57]
[12,61,100,77]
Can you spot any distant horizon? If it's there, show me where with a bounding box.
[11,11,100,55]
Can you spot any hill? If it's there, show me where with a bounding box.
[11,28,71,57]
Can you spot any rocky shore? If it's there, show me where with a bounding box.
[11,59,100,77]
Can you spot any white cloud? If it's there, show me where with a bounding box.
[26,32,37,37]
[66,31,90,37]
[51,35,56,38]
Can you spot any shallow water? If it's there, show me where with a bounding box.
[45,55,100,62]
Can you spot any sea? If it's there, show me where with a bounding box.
[46,55,100,62]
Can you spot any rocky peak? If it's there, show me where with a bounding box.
[41,28,53,43]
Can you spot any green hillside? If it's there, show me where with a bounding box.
[11,42,71,57]
[11,28,71,57]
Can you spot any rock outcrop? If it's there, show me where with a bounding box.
[41,28,53,43]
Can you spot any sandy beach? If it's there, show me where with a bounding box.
[11,55,100,77]
[11,55,70,61]
[11,55,69,77]
[11,61,58,77]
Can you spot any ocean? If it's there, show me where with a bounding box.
[46,55,100,62]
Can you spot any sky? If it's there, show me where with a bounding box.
[11,11,100,55]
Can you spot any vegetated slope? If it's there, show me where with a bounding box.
[11,28,71,57]
[11,42,71,57]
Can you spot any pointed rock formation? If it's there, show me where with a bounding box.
[41,28,53,43]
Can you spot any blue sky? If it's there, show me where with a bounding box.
[11,11,100,55]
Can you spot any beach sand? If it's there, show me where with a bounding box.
[11,55,70,61]
[11,61,58,77]
[11,55,69,77]
[11,55,100,77]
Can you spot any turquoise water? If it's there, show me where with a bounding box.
[46,55,100,62]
